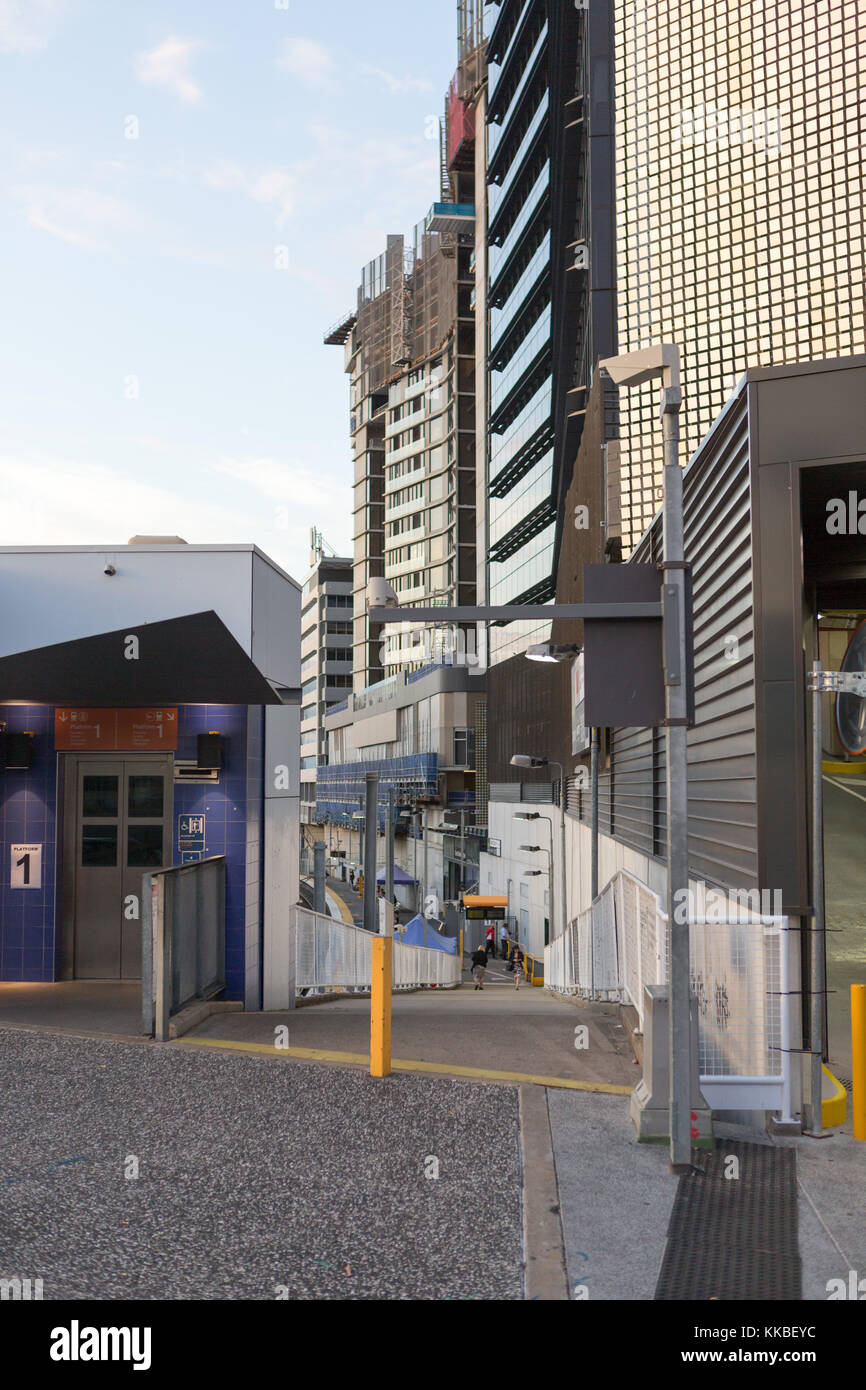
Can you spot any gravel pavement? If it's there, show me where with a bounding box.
[0,1027,522,1301]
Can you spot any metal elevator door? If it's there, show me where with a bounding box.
[72,756,171,979]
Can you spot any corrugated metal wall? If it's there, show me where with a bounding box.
[579,387,760,894]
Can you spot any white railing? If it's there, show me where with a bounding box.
[544,871,793,1119]
[294,908,460,992]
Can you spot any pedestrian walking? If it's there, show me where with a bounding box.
[349,869,355,889]
[485,924,496,956]
[510,944,524,990]
[499,925,509,958]
[470,946,488,990]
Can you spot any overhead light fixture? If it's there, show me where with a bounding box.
[514,811,541,821]
[526,643,581,663]
[510,753,548,769]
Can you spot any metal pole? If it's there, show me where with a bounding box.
[386,786,395,907]
[558,765,567,937]
[661,377,691,1171]
[591,729,599,900]
[313,840,326,916]
[414,811,419,913]
[423,811,428,915]
[364,773,378,935]
[808,661,825,1133]
[459,809,465,897]
[544,848,553,949]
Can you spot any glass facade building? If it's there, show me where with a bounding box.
[484,0,616,662]
[613,0,866,554]
[486,2,556,663]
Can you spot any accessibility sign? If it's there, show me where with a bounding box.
[177,814,206,853]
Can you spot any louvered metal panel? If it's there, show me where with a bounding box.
[588,388,759,893]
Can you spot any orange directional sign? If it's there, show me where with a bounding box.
[55,709,178,751]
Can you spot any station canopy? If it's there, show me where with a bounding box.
[0,611,297,706]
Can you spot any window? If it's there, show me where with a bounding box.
[453,728,476,767]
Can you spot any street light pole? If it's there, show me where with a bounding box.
[364,772,378,935]
[520,846,552,949]
[660,371,691,1172]
[386,786,395,907]
[511,757,567,939]
[599,344,691,1171]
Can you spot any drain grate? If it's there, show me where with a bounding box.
[654,1140,802,1300]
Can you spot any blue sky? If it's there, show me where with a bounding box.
[0,0,458,579]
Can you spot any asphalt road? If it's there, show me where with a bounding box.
[0,1027,522,1301]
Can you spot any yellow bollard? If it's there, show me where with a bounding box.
[853,984,866,1141]
[370,936,392,1078]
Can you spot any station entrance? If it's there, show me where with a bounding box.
[802,460,866,1075]
[60,753,173,980]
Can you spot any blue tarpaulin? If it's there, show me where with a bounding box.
[401,914,457,954]
[376,865,416,884]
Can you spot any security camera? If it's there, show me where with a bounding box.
[104,563,116,576]
[366,577,399,611]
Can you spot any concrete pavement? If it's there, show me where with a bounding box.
[822,774,866,1075]
[0,981,141,1037]
[185,976,638,1091]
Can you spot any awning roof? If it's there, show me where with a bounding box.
[0,611,298,706]
[376,865,416,884]
[462,895,508,907]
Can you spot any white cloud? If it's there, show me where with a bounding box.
[0,454,261,548]
[0,0,67,54]
[9,184,142,251]
[360,63,433,96]
[276,37,335,89]
[203,160,296,227]
[207,455,350,513]
[135,37,204,104]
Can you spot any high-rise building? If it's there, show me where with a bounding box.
[317,15,489,906]
[299,533,352,826]
[324,42,483,690]
[483,0,616,664]
[612,0,866,553]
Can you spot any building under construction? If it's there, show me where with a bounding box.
[325,13,486,690]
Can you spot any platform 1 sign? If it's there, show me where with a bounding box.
[11,843,42,889]
[55,708,178,751]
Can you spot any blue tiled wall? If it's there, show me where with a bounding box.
[0,704,58,981]
[173,705,251,1002]
[0,703,257,996]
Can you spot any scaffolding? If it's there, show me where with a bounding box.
[457,0,485,97]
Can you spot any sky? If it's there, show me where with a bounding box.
[0,0,459,580]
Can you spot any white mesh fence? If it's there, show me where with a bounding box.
[544,874,790,1098]
[294,908,460,992]
[688,917,784,1080]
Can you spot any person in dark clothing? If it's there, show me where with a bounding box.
[470,946,488,990]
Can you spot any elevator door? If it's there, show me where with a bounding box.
[72,756,171,979]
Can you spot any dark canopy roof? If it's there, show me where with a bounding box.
[0,611,297,706]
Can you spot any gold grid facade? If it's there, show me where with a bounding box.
[613,0,866,554]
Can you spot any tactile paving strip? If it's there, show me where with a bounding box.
[654,1140,802,1300]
